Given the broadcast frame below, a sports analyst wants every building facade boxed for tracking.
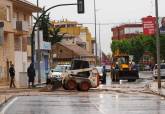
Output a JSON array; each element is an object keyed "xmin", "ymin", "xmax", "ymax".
[
  {"xmin": 52, "ymin": 20, "xmax": 94, "ymax": 54},
  {"xmin": 0, "ymin": 0, "xmax": 40, "ymax": 84},
  {"xmin": 50, "ymin": 20, "xmax": 95, "ymax": 65},
  {"xmin": 111, "ymin": 24, "xmax": 143, "ymax": 40}
]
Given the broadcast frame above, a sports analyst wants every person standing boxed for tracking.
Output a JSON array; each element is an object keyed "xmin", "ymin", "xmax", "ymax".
[
  {"xmin": 114, "ymin": 62, "xmax": 120, "ymax": 81},
  {"xmin": 27, "ymin": 63, "xmax": 36, "ymax": 88},
  {"xmin": 9, "ymin": 64, "xmax": 16, "ymax": 88},
  {"xmin": 102, "ymin": 66, "xmax": 107, "ymax": 84}
]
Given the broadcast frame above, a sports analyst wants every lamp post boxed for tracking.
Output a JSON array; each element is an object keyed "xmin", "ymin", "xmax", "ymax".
[
  {"xmin": 94, "ymin": 0, "xmax": 98, "ymax": 65},
  {"xmin": 98, "ymin": 23, "xmax": 102, "ymax": 65},
  {"xmin": 155, "ymin": 0, "xmax": 161, "ymax": 88},
  {"xmin": 31, "ymin": 3, "xmax": 78, "ymax": 66},
  {"xmin": 36, "ymin": 0, "xmax": 41, "ymax": 83}
]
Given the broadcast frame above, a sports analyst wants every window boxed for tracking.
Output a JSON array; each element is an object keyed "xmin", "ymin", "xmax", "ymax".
[{"xmin": 6, "ymin": 6, "xmax": 11, "ymax": 21}]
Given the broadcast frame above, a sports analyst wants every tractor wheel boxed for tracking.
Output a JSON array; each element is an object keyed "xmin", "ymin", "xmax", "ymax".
[
  {"xmin": 79, "ymin": 81, "xmax": 90, "ymax": 91},
  {"xmin": 65, "ymin": 79, "xmax": 77, "ymax": 90}
]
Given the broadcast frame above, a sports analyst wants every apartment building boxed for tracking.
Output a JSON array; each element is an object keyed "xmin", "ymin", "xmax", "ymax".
[
  {"xmin": 51, "ymin": 20, "xmax": 95, "ymax": 65},
  {"xmin": 52, "ymin": 20, "xmax": 94, "ymax": 54},
  {"xmin": 111, "ymin": 24, "xmax": 143, "ymax": 40},
  {"xmin": 0, "ymin": 0, "xmax": 40, "ymax": 84}
]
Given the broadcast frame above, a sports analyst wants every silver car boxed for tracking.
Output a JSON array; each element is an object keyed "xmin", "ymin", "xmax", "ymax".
[{"xmin": 153, "ymin": 63, "xmax": 165, "ymax": 79}]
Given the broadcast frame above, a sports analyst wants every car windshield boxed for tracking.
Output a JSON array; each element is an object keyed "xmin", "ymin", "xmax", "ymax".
[
  {"xmin": 154, "ymin": 64, "xmax": 165, "ymax": 69},
  {"xmin": 53, "ymin": 65, "xmax": 65, "ymax": 72},
  {"xmin": 117, "ymin": 57, "xmax": 128, "ymax": 65},
  {"xmin": 161, "ymin": 65, "xmax": 165, "ymax": 69}
]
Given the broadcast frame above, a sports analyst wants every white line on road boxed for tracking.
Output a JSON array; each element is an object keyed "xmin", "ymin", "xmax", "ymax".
[{"xmin": 0, "ymin": 97, "xmax": 18, "ymax": 114}]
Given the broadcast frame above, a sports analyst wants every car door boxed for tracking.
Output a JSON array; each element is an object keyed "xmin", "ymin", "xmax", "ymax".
[{"xmin": 160, "ymin": 64, "xmax": 165, "ymax": 76}]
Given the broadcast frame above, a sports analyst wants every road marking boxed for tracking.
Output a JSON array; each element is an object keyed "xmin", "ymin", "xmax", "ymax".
[
  {"xmin": 0, "ymin": 97, "xmax": 18, "ymax": 114},
  {"xmin": 92, "ymin": 102, "xmax": 106, "ymax": 114}
]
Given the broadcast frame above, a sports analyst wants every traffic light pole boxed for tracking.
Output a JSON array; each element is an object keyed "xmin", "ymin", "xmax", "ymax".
[
  {"xmin": 36, "ymin": 0, "xmax": 41, "ymax": 83},
  {"xmin": 31, "ymin": 3, "xmax": 77, "ymax": 67},
  {"xmin": 155, "ymin": 0, "xmax": 161, "ymax": 88},
  {"xmin": 94, "ymin": 0, "xmax": 98, "ymax": 65}
]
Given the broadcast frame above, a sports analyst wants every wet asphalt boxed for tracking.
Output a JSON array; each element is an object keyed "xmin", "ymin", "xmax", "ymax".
[
  {"xmin": 2, "ymin": 92, "xmax": 165, "ymax": 114},
  {"xmin": 1, "ymin": 71, "xmax": 165, "ymax": 114}
]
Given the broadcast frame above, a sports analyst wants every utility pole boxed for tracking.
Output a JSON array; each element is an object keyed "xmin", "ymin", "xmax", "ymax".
[
  {"xmin": 98, "ymin": 23, "xmax": 102, "ymax": 65},
  {"xmin": 37, "ymin": 0, "xmax": 41, "ymax": 83},
  {"xmin": 155, "ymin": 0, "xmax": 161, "ymax": 88},
  {"xmin": 94, "ymin": 0, "xmax": 98, "ymax": 65}
]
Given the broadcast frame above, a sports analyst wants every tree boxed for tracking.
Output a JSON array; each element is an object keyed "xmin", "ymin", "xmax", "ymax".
[
  {"xmin": 34, "ymin": 9, "xmax": 64, "ymax": 66},
  {"xmin": 129, "ymin": 38, "xmax": 144, "ymax": 63},
  {"xmin": 37, "ymin": 8, "xmax": 50, "ymax": 41}
]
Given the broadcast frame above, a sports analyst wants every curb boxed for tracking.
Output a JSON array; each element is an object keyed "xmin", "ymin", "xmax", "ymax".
[
  {"xmin": 148, "ymin": 82, "xmax": 165, "ymax": 97},
  {"xmin": 0, "ymin": 95, "xmax": 15, "ymax": 109},
  {"xmin": 149, "ymin": 89, "xmax": 165, "ymax": 97}
]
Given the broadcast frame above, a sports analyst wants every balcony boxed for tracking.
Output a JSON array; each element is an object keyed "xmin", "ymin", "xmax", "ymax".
[{"xmin": 12, "ymin": 19, "xmax": 29, "ymax": 32}]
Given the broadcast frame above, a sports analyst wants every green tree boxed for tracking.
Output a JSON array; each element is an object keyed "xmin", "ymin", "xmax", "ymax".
[
  {"xmin": 34, "ymin": 8, "xmax": 51, "ymax": 41},
  {"xmin": 129, "ymin": 38, "xmax": 144, "ymax": 63},
  {"xmin": 34, "ymin": 9, "xmax": 64, "ymax": 66}
]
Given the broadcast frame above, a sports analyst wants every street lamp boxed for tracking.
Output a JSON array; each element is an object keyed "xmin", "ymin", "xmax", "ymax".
[
  {"xmin": 36, "ymin": 0, "xmax": 41, "ymax": 83},
  {"xmin": 94, "ymin": 0, "xmax": 98, "ymax": 65},
  {"xmin": 155, "ymin": 0, "xmax": 161, "ymax": 88}
]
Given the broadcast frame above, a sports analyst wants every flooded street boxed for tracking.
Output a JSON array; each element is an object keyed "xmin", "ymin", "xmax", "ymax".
[
  {"xmin": 1, "ymin": 71, "xmax": 164, "ymax": 114},
  {"xmin": 1, "ymin": 92, "xmax": 165, "ymax": 114}
]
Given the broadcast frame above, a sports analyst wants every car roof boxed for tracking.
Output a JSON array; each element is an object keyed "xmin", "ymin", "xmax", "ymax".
[
  {"xmin": 155, "ymin": 63, "xmax": 165, "ymax": 66},
  {"xmin": 57, "ymin": 64, "xmax": 70, "ymax": 66}
]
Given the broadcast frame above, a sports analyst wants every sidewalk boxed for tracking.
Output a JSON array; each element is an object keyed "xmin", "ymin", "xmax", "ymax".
[{"xmin": 148, "ymin": 80, "xmax": 165, "ymax": 97}]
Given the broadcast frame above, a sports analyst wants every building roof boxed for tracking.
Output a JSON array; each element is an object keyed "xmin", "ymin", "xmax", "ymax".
[
  {"xmin": 58, "ymin": 42, "xmax": 94, "ymax": 57},
  {"xmin": 111, "ymin": 23, "xmax": 143, "ymax": 31},
  {"xmin": 12, "ymin": 0, "xmax": 42, "ymax": 12}
]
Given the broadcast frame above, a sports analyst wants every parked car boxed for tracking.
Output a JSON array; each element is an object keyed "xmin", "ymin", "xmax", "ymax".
[
  {"xmin": 153, "ymin": 63, "xmax": 165, "ymax": 79},
  {"xmin": 144, "ymin": 65, "xmax": 150, "ymax": 71},
  {"xmin": 47, "ymin": 64, "xmax": 71, "ymax": 86}
]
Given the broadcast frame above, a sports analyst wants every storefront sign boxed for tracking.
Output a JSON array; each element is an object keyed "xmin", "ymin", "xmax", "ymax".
[
  {"xmin": 142, "ymin": 16, "xmax": 156, "ymax": 35},
  {"xmin": 41, "ymin": 41, "xmax": 51, "ymax": 50},
  {"xmin": 35, "ymin": 30, "xmax": 51, "ymax": 50}
]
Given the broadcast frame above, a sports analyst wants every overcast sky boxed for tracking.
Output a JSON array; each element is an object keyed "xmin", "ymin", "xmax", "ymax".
[{"xmin": 28, "ymin": 0, "xmax": 165, "ymax": 54}]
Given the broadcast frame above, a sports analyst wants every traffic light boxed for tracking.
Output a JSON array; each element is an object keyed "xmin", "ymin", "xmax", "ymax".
[{"xmin": 77, "ymin": 0, "xmax": 85, "ymax": 14}]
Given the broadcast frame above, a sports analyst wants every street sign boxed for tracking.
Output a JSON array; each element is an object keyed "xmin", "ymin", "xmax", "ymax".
[{"xmin": 77, "ymin": 0, "xmax": 85, "ymax": 14}]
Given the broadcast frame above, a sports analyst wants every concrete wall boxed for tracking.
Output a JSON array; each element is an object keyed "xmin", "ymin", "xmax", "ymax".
[{"xmin": 14, "ymin": 51, "xmax": 28, "ymax": 86}]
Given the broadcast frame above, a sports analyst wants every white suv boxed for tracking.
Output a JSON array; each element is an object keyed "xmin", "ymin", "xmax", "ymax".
[
  {"xmin": 48, "ymin": 64, "xmax": 71, "ymax": 80},
  {"xmin": 153, "ymin": 63, "xmax": 165, "ymax": 79}
]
